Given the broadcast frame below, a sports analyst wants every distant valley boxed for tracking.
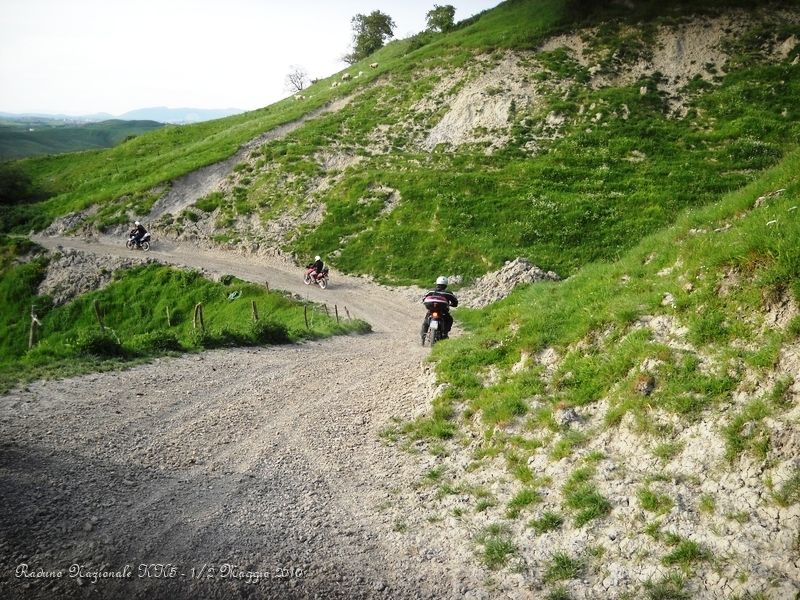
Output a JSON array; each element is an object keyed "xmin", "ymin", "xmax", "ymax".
[{"xmin": 0, "ymin": 107, "xmax": 244, "ymax": 161}]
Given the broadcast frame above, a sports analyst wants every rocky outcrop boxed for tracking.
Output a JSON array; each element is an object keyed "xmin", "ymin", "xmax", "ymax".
[
  {"xmin": 37, "ymin": 248, "xmax": 150, "ymax": 305},
  {"xmin": 459, "ymin": 257, "xmax": 560, "ymax": 308}
]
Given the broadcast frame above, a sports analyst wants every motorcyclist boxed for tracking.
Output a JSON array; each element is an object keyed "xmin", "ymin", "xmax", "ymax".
[
  {"xmin": 307, "ymin": 255, "xmax": 324, "ymax": 280},
  {"xmin": 421, "ymin": 276, "xmax": 458, "ymax": 343},
  {"xmin": 129, "ymin": 221, "xmax": 147, "ymax": 248}
]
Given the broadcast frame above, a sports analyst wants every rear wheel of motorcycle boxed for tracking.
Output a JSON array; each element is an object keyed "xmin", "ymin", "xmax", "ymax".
[
  {"xmin": 319, "ymin": 277, "xmax": 328, "ymax": 289},
  {"xmin": 425, "ymin": 327, "xmax": 436, "ymax": 347},
  {"xmin": 140, "ymin": 241, "xmax": 150, "ymax": 251}
]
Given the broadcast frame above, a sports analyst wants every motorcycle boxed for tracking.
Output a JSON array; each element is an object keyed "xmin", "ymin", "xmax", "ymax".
[
  {"xmin": 422, "ymin": 293, "xmax": 452, "ymax": 347},
  {"xmin": 126, "ymin": 232, "xmax": 151, "ymax": 251},
  {"xmin": 303, "ymin": 266, "xmax": 329, "ymax": 289},
  {"xmin": 423, "ymin": 309, "xmax": 445, "ymax": 346}
]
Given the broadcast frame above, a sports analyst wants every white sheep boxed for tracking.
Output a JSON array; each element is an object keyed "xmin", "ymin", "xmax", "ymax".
[
  {"xmin": 341, "ymin": 73, "xmax": 351, "ymax": 81},
  {"xmin": 294, "ymin": 94, "xmax": 306, "ymax": 100},
  {"xmin": 357, "ymin": 71, "xmax": 364, "ymax": 77},
  {"xmin": 331, "ymin": 81, "xmax": 340, "ymax": 88},
  {"xmin": 370, "ymin": 62, "xmax": 379, "ymax": 69}
]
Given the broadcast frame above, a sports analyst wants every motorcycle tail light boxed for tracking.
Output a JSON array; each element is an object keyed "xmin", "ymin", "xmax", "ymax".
[{"xmin": 431, "ymin": 311, "xmax": 439, "ymax": 318}]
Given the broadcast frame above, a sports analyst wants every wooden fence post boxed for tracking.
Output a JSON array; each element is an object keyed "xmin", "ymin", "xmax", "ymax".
[
  {"xmin": 304, "ymin": 305, "xmax": 309, "ymax": 329},
  {"xmin": 334, "ymin": 304, "xmax": 340, "ymax": 324},
  {"xmin": 28, "ymin": 305, "xmax": 41, "ymax": 349},
  {"xmin": 193, "ymin": 303, "xmax": 205, "ymax": 332},
  {"xmin": 252, "ymin": 300, "xmax": 259, "ymax": 322},
  {"xmin": 264, "ymin": 280, "xmax": 269, "ymax": 292},
  {"xmin": 344, "ymin": 306, "xmax": 351, "ymax": 321},
  {"xmin": 93, "ymin": 299, "xmax": 105, "ymax": 330},
  {"xmin": 166, "ymin": 306, "xmax": 172, "ymax": 327}
]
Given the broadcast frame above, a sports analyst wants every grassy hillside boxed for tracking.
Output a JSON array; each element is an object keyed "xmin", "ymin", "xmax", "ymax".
[
  {"xmin": 0, "ymin": 237, "xmax": 368, "ymax": 392},
  {"xmin": 0, "ymin": 85, "xmax": 363, "ymax": 233},
  {"xmin": 386, "ymin": 146, "xmax": 800, "ymax": 600},
  {"xmin": 2, "ymin": 1, "xmax": 795, "ymax": 287},
  {"xmin": 165, "ymin": 0, "xmax": 800, "ymax": 283},
  {"xmin": 0, "ymin": 119, "xmax": 165, "ymax": 162}
]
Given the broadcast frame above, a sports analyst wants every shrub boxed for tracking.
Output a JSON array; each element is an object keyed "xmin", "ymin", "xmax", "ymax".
[
  {"xmin": 251, "ymin": 320, "xmax": 291, "ymax": 344},
  {"xmin": 126, "ymin": 330, "xmax": 183, "ymax": 354},
  {"xmin": 195, "ymin": 192, "xmax": 224, "ymax": 212},
  {"xmin": 74, "ymin": 329, "xmax": 125, "ymax": 358}
]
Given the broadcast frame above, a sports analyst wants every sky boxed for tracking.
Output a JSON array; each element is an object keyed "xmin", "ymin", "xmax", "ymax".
[{"xmin": 0, "ymin": 0, "xmax": 503, "ymax": 116}]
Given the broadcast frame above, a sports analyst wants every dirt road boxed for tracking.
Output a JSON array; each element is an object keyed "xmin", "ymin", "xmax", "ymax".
[{"xmin": 0, "ymin": 236, "xmax": 478, "ymax": 600}]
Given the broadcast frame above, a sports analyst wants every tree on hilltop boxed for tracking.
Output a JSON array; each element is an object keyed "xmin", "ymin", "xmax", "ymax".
[
  {"xmin": 426, "ymin": 4, "xmax": 456, "ymax": 33},
  {"xmin": 344, "ymin": 10, "xmax": 396, "ymax": 64},
  {"xmin": 284, "ymin": 65, "xmax": 309, "ymax": 93}
]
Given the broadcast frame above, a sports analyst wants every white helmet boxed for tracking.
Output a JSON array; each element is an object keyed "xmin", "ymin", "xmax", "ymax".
[
  {"xmin": 436, "ymin": 276, "xmax": 448, "ymax": 286},
  {"xmin": 315, "ymin": 255, "xmax": 321, "ymax": 261},
  {"xmin": 134, "ymin": 221, "xmax": 140, "ymax": 226}
]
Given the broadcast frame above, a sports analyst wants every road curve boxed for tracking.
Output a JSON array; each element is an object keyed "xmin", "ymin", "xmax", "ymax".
[{"xmin": 0, "ymin": 236, "xmax": 476, "ymax": 600}]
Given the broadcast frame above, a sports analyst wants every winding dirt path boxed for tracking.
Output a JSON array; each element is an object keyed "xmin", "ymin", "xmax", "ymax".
[
  {"xmin": 147, "ymin": 96, "xmax": 354, "ymax": 221},
  {"xmin": 0, "ymin": 236, "xmax": 480, "ymax": 600}
]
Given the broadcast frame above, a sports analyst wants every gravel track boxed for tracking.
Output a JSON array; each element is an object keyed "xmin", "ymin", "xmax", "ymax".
[{"xmin": 0, "ymin": 236, "xmax": 469, "ymax": 600}]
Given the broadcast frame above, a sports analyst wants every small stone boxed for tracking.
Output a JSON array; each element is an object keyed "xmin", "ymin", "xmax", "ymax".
[{"xmin": 635, "ymin": 375, "xmax": 656, "ymax": 396}]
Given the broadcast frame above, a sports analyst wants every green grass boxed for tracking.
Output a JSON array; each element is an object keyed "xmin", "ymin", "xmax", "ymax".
[
  {"xmin": 544, "ymin": 552, "xmax": 583, "ymax": 583},
  {"xmin": 638, "ymin": 487, "xmax": 674, "ymax": 514},
  {"xmin": 506, "ymin": 487, "xmax": 542, "ymax": 518},
  {"xmin": 773, "ymin": 469, "xmax": 800, "ymax": 506},
  {"xmin": 652, "ymin": 441, "xmax": 683, "ymax": 463},
  {"xmin": 546, "ymin": 587, "xmax": 573, "ymax": 600},
  {"xmin": 476, "ymin": 523, "xmax": 517, "ymax": 569},
  {"xmin": 529, "ymin": 511, "xmax": 564, "ymax": 534},
  {"xmin": 476, "ymin": 498, "xmax": 496, "ymax": 513},
  {"xmin": 661, "ymin": 540, "xmax": 710, "ymax": 569},
  {"xmin": 0, "ymin": 245, "xmax": 369, "ymax": 391},
  {"xmin": 698, "ymin": 494, "xmax": 716, "ymax": 514},
  {"xmin": 425, "ymin": 146, "xmax": 800, "ymax": 452},
  {"xmin": 722, "ymin": 398, "xmax": 772, "ymax": 462},
  {"xmin": 722, "ymin": 378, "xmax": 795, "ymax": 462},
  {"xmin": 643, "ymin": 573, "xmax": 690, "ymax": 600},
  {"xmin": 562, "ymin": 466, "xmax": 612, "ymax": 526}
]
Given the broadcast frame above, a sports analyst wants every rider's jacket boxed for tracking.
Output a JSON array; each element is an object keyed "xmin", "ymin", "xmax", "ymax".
[{"xmin": 422, "ymin": 289, "xmax": 458, "ymax": 312}]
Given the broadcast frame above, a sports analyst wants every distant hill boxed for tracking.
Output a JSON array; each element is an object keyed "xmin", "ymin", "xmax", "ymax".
[
  {"xmin": 0, "ymin": 107, "xmax": 244, "ymax": 125},
  {"xmin": 0, "ymin": 119, "xmax": 164, "ymax": 161},
  {"xmin": 0, "ymin": 111, "xmax": 114, "ymax": 123},
  {"xmin": 117, "ymin": 107, "xmax": 243, "ymax": 123}
]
